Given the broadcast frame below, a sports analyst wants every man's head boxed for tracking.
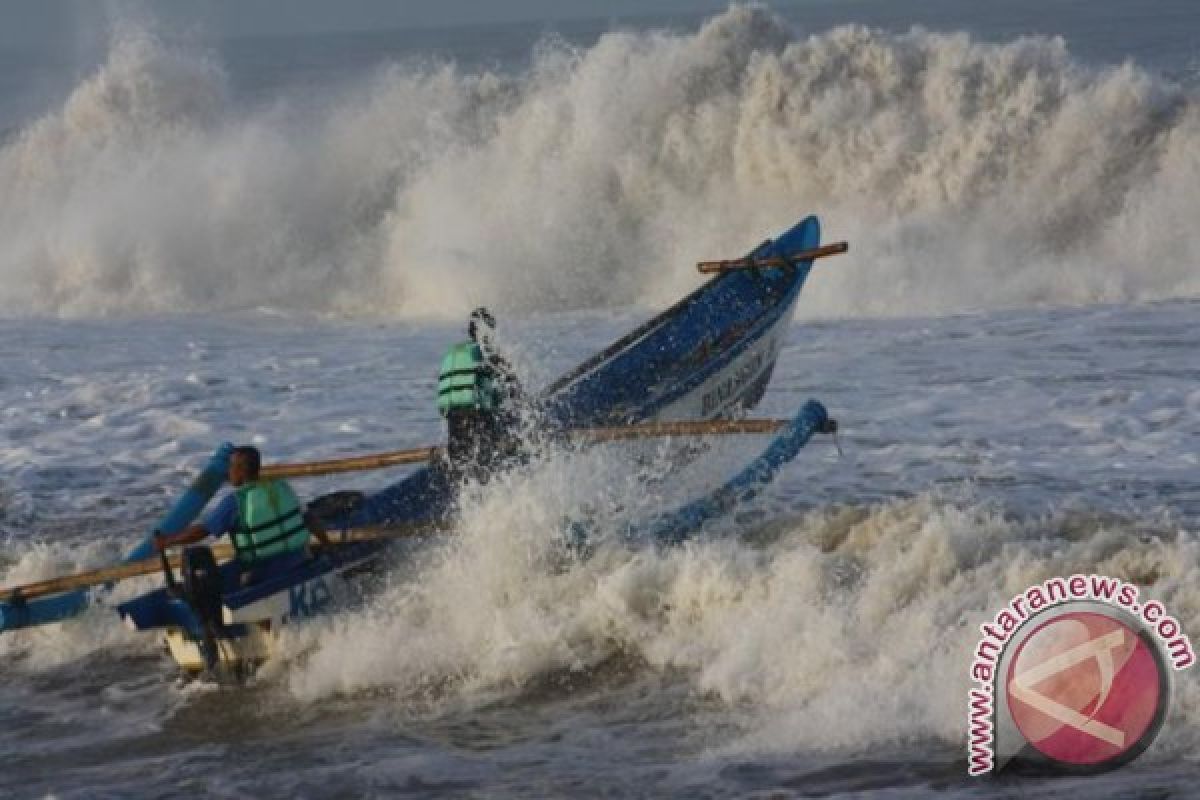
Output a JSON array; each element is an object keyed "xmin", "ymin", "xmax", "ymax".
[
  {"xmin": 229, "ymin": 445, "xmax": 262, "ymax": 486},
  {"xmin": 468, "ymin": 306, "xmax": 496, "ymax": 343}
]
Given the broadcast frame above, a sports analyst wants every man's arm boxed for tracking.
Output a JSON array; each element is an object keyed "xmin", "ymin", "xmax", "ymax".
[
  {"xmin": 304, "ymin": 511, "xmax": 334, "ymax": 549},
  {"xmin": 154, "ymin": 522, "xmax": 209, "ymax": 552},
  {"xmin": 154, "ymin": 494, "xmax": 237, "ymax": 552}
]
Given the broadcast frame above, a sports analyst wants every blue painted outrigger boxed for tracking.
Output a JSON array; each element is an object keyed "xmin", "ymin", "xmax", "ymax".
[
  {"xmin": 5, "ymin": 215, "xmax": 834, "ymax": 672},
  {"xmin": 0, "ymin": 445, "xmax": 235, "ymax": 634}
]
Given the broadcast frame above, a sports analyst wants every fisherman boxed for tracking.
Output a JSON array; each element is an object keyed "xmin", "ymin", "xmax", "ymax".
[
  {"xmin": 436, "ymin": 307, "xmax": 528, "ymax": 481},
  {"xmin": 154, "ymin": 445, "xmax": 334, "ymax": 585}
]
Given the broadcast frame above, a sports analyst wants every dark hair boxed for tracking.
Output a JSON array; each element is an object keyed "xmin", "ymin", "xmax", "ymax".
[
  {"xmin": 232, "ymin": 445, "xmax": 262, "ymax": 477},
  {"xmin": 468, "ymin": 306, "xmax": 496, "ymax": 341}
]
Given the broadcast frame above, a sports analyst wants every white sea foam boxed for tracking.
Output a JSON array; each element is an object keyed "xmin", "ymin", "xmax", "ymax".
[
  {"xmin": 2, "ymin": 6, "xmax": 1198, "ymax": 763},
  {"xmin": 1, "ymin": 8, "xmax": 1197, "ymax": 318},
  {"xmin": 283, "ymin": 488, "xmax": 1200, "ymax": 757},
  {"xmin": 0, "ymin": 537, "xmax": 159, "ymax": 668},
  {"xmin": 2, "ymin": 8, "xmax": 1199, "ymax": 796},
  {"xmin": 1, "ymin": 298, "xmax": 1196, "ymax": 779}
]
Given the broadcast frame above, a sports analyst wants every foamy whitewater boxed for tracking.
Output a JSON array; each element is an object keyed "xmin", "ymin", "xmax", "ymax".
[
  {"xmin": 2, "ymin": 4, "xmax": 1199, "ymax": 798},
  {"xmin": 2, "ymin": 5, "xmax": 1199, "ymax": 319}
]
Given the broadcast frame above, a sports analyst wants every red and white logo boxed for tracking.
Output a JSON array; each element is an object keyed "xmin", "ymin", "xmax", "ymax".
[
  {"xmin": 1006, "ymin": 611, "xmax": 1164, "ymax": 768},
  {"xmin": 967, "ymin": 576, "xmax": 1192, "ymax": 776}
]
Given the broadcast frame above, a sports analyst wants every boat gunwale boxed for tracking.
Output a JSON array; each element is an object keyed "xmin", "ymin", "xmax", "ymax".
[
  {"xmin": 630, "ymin": 275, "xmax": 801, "ymax": 420},
  {"xmin": 541, "ymin": 256, "xmax": 798, "ymax": 402}
]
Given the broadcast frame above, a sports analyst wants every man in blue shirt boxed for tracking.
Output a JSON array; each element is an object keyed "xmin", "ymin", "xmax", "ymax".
[{"xmin": 156, "ymin": 446, "xmax": 334, "ymax": 585}]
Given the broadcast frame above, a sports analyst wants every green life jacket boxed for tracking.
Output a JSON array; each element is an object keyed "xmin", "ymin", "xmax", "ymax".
[
  {"xmin": 437, "ymin": 340, "xmax": 498, "ymax": 415},
  {"xmin": 232, "ymin": 479, "xmax": 310, "ymax": 564}
]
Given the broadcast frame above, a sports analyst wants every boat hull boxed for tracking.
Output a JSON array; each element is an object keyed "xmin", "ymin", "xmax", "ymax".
[
  {"xmin": 120, "ymin": 540, "xmax": 391, "ymax": 675},
  {"xmin": 119, "ymin": 215, "xmax": 830, "ymax": 673}
]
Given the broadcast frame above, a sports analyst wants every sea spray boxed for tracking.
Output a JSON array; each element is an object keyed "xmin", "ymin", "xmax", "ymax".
[
  {"xmin": 1, "ymin": 8, "xmax": 1198, "ymax": 318},
  {"xmin": 280, "ymin": 435, "xmax": 759, "ymax": 703},
  {"xmin": 0, "ymin": 536, "xmax": 160, "ymax": 668},
  {"xmin": 1, "ymin": 302, "xmax": 1196, "ymax": 791},
  {"xmin": 283, "ymin": 488, "xmax": 1200, "ymax": 761}
]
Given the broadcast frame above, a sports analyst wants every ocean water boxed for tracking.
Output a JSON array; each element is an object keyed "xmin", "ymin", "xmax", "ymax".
[{"xmin": 2, "ymin": 3, "xmax": 1199, "ymax": 797}]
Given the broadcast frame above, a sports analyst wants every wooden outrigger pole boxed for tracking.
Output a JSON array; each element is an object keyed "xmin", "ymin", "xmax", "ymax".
[{"xmin": 696, "ymin": 241, "xmax": 848, "ymax": 273}]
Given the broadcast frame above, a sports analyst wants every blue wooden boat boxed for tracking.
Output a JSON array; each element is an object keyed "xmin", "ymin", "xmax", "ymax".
[
  {"xmin": 324, "ymin": 213, "xmax": 828, "ymax": 533},
  {"xmin": 123, "ymin": 400, "xmax": 832, "ymax": 674},
  {"xmin": 5, "ymin": 214, "xmax": 834, "ymax": 672}
]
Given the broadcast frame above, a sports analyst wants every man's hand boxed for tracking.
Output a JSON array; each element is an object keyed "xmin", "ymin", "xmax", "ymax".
[
  {"xmin": 155, "ymin": 524, "xmax": 207, "ymax": 553},
  {"xmin": 304, "ymin": 512, "xmax": 338, "ymax": 562}
]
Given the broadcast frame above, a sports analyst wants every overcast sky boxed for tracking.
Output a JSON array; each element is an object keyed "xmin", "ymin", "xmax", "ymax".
[{"xmin": 0, "ymin": 0, "xmax": 739, "ymax": 50}]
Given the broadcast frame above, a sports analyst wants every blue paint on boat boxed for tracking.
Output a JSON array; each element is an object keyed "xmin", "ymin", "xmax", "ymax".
[
  {"xmin": 328, "ymin": 214, "xmax": 825, "ymax": 533},
  {"xmin": 219, "ymin": 540, "xmax": 386, "ymax": 612},
  {"xmin": 9, "ymin": 214, "xmax": 833, "ymax": 644},
  {"xmin": 126, "ymin": 443, "xmax": 234, "ymax": 560},
  {"xmin": 0, "ymin": 590, "xmax": 88, "ymax": 633},
  {"xmin": 118, "ymin": 586, "xmax": 207, "ymax": 633},
  {"xmin": 545, "ymin": 215, "xmax": 822, "ymax": 426},
  {"xmin": 563, "ymin": 400, "xmax": 829, "ymax": 550},
  {"xmin": 0, "ymin": 443, "xmax": 233, "ymax": 633},
  {"xmin": 638, "ymin": 399, "xmax": 828, "ymax": 545}
]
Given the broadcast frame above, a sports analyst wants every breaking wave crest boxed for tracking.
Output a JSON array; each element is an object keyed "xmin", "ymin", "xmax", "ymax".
[
  {"xmin": 281, "ymin": 475, "xmax": 1200, "ymax": 758},
  {"xmin": 0, "ymin": 537, "xmax": 158, "ymax": 668},
  {"xmin": 1, "ymin": 6, "xmax": 1198, "ymax": 318}
]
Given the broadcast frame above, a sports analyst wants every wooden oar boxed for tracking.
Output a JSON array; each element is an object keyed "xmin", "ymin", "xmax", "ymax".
[
  {"xmin": 261, "ymin": 418, "xmax": 788, "ymax": 479},
  {"xmin": 574, "ymin": 418, "xmax": 785, "ymax": 444},
  {"xmin": 0, "ymin": 525, "xmax": 438, "ymax": 604},
  {"xmin": 262, "ymin": 448, "xmax": 439, "ymax": 479},
  {"xmin": 0, "ymin": 419, "xmax": 787, "ymax": 604},
  {"xmin": 697, "ymin": 241, "xmax": 848, "ymax": 274}
]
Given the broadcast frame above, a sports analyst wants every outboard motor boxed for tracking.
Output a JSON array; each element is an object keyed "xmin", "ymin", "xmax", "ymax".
[{"xmin": 181, "ymin": 545, "xmax": 224, "ymax": 635}]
